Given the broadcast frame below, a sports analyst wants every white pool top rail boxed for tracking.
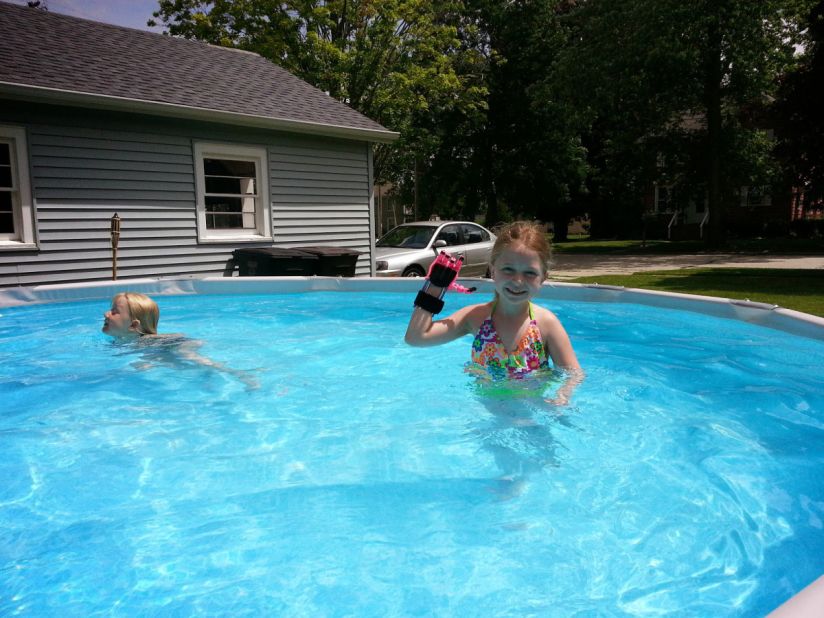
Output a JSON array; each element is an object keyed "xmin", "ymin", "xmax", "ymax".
[{"xmin": 0, "ymin": 276, "xmax": 822, "ymax": 341}]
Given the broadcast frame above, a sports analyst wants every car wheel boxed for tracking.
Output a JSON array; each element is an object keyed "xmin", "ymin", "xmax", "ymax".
[{"xmin": 402, "ymin": 265, "xmax": 426, "ymax": 277}]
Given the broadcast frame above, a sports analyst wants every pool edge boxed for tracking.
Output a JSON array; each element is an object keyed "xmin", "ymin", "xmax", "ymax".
[
  {"xmin": 767, "ymin": 574, "xmax": 824, "ymax": 618},
  {"xmin": 0, "ymin": 276, "xmax": 822, "ymax": 341}
]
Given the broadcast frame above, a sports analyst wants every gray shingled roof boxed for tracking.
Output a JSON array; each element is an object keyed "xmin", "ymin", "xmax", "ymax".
[{"xmin": 0, "ymin": 1, "xmax": 396, "ymax": 141}]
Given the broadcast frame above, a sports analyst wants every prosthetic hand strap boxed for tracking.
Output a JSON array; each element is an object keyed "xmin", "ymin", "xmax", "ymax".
[
  {"xmin": 414, "ymin": 290, "xmax": 445, "ymax": 314},
  {"xmin": 414, "ymin": 280, "xmax": 447, "ymax": 314}
]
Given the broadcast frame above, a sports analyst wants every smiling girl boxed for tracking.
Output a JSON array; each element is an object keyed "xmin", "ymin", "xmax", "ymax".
[{"xmin": 405, "ymin": 220, "xmax": 580, "ymax": 385}]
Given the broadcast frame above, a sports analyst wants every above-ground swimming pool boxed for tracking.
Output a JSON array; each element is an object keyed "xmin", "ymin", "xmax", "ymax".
[{"xmin": 1, "ymin": 278, "xmax": 823, "ymax": 616}]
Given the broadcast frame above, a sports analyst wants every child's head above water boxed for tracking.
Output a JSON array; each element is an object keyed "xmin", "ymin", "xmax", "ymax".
[
  {"xmin": 490, "ymin": 221, "xmax": 551, "ymax": 279},
  {"xmin": 102, "ymin": 292, "xmax": 159, "ymax": 337}
]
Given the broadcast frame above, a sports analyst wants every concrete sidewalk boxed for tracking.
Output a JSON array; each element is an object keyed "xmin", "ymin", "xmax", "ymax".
[{"xmin": 548, "ymin": 253, "xmax": 824, "ymax": 279}]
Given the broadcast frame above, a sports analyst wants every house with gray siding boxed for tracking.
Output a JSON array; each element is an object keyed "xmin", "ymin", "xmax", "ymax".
[{"xmin": 0, "ymin": 1, "xmax": 397, "ymax": 287}]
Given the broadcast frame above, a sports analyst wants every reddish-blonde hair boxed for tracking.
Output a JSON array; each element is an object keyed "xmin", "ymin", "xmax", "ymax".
[{"xmin": 490, "ymin": 221, "xmax": 551, "ymax": 278}]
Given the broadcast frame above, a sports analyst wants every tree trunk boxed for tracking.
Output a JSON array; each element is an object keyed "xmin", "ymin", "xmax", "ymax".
[
  {"xmin": 704, "ymin": 9, "xmax": 726, "ymax": 248},
  {"xmin": 552, "ymin": 211, "xmax": 570, "ymax": 242},
  {"xmin": 485, "ymin": 182, "xmax": 501, "ymax": 228},
  {"xmin": 482, "ymin": 141, "xmax": 501, "ymax": 227},
  {"xmin": 414, "ymin": 157, "xmax": 420, "ymax": 221}
]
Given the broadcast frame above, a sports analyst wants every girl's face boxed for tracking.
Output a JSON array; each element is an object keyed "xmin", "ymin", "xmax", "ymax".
[
  {"xmin": 102, "ymin": 296, "xmax": 135, "ymax": 337},
  {"xmin": 491, "ymin": 243, "xmax": 546, "ymax": 304}
]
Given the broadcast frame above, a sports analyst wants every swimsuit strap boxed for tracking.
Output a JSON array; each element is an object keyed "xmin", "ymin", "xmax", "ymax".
[{"xmin": 489, "ymin": 300, "xmax": 535, "ymax": 321}]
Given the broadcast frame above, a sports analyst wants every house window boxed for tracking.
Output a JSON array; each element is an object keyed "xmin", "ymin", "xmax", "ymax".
[
  {"xmin": 654, "ymin": 184, "xmax": 674, "ymax": 213},
  {"xmin": 742, "ymin": 186, "xmax": 771, "ymax": 208},
  {"xmin": 193, "ymin": 142, "xmax": 271, "ymax": 242},
  {"xmin": 0, "ymin": 125, "xmax": 37, "ymax": 250}
]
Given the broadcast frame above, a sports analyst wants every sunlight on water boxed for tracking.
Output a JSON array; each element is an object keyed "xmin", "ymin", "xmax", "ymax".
[{"xmin": 1, "ymin": 292, "xmax": 823, "ymax": 616}]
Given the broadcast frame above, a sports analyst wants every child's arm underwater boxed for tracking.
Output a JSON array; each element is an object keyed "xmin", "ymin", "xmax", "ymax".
[
  {"xmin": 176, "ymin": 338, "xmax": 260, "ymax": 390},
  {"xmin": 135, "ymin": 335, "xmax": 261, "ymax": 390},
  {"xmin": 546, "ymin": 368, "xmax": 584, "ymax": 407},
  {"xmin": 535, "ymin": 310, "xmax": 583, "ymax": 406}
]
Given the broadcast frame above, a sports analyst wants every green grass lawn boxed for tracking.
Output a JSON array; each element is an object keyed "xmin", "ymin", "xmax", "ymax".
[
  {"xmin": 553, "ymin": 237, "xmax": 824, "ymax": 255},
  {"xmin": 566, "ymin": 268, "xmax": 824, "ymax": 317}
]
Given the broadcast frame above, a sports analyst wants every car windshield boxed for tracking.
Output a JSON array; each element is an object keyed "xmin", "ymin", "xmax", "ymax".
[{"xmin": 376, "ymin": 225, "xmax": 436, "ymax": 249}]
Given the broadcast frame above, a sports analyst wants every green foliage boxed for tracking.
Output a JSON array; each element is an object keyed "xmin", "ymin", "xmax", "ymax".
[
  {"xmin": 555, "ymin": 0, "xmax": 813, "ymax": 243},
  {"xmin": 150, "ymin": 0, "xmax": 816, "ymax": 237},
  {"xmin": 150, "ymin": 0, "xmax": 489, "ymax": 185},
  {"xmin": 773, "ymin": 0, "xmax": 824, "ymax": 206}
]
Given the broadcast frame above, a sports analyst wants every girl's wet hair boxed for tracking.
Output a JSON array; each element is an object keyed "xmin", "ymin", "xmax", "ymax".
[
  {"xmin": 490, "ymin": 221, "xmax": 551, "ymax": 278},
  {"xmin": 116, "ymin": 292, "xmax": 159, "ymax": 335}
]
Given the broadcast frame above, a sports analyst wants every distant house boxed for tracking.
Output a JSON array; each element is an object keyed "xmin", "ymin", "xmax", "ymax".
[
  {"xmin": 643, "ymin": 114, "xmax": 795, "ymax": 240},
  {"xmin": 0, "ymin": 1, "xmax": 397, "ymax": 287}
]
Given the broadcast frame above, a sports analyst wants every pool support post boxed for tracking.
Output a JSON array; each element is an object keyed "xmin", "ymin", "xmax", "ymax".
[{"xmin": 110, "ymin": 213, "xmax": 120, "ymax": 280}]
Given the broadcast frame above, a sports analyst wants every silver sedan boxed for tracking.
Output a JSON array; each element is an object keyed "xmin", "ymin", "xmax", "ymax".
[{"xmin": 375, "ymin": 221, "xmax": 497, "ymax": 277}]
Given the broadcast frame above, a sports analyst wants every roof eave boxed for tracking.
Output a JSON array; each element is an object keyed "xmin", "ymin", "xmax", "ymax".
[{"xmin": 0, "ymin": 81, "xmax": 400, "ymax": 144}]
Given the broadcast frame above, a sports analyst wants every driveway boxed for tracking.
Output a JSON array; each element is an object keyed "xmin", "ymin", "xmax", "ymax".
[{"xmin": 548, "ymin": 253, "xmax": 824, "ymax": 279}]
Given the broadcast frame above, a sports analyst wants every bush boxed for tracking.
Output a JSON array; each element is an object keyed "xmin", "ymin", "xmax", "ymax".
[{"xmin": 790, "ymin": 219, "xmax": 824, "ymax": 238}]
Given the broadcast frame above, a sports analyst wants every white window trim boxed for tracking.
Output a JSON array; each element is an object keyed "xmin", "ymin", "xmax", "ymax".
[
  {"xmin": 193, "ymin": 141, "xmax": 272, "ymax": 243},
  {"xmin": 0, "ymin": 125, "xmax": 38, "ymax": 251},
  {"xmin": 653, "ymin": 183, "xmax": 674, "ymax": 213}
]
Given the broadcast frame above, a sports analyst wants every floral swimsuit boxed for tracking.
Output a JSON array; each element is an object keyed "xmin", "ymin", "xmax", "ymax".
[{"xmin": 471, "ymin": 303, "xmax": 549, "ymax": 378}]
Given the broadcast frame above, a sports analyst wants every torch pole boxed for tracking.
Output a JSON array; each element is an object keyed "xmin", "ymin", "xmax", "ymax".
[{"xmin": 110, "ymin": 213, "xmax": 121, "ymax": 280}]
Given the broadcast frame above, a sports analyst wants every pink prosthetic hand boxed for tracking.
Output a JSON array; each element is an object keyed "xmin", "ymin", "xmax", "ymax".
[
  {"xmin": 425, "ymin": 251, "xmax": 477, "ymax": 294},
  {"xmin": 413, "ymin": 251, "xmax": 476, "ymax": 315}
]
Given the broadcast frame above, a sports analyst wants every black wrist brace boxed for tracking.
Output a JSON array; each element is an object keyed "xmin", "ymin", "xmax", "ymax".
[{"xmin": 414, "ymin": 290, "xmax": 445, "ymax": 314}]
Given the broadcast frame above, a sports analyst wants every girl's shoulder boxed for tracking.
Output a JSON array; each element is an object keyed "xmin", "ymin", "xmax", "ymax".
[
  {"xmin": 457, "ymin": 301, "xmax": 494, "ymax": 332},
  {"xmin": 531, "ymin": 303, "xmax": 563, "ymax": 329},
  {"xmin": 442, "ymin": 300, "xmax": 492, "ymax": 333}
]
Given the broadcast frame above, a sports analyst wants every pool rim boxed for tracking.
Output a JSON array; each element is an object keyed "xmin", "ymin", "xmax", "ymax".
[{"xmin": 0, "ymin": 276, "xmax": 822, "ymax": 342}]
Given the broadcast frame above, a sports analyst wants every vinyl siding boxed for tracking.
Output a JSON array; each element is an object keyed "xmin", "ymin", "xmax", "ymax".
[
  {"xmin": 270, "ymin": 136, "xmax": 372, "ymax": 250},
  {"xmin": 0, "ymin": 103, "xmax": 375, "ymax": 287}
]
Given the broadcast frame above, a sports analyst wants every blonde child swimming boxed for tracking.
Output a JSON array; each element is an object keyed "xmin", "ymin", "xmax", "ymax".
[
  {"xmin": 102, "ymin": 292, "xmax": 160, "ymax": 338},
  {"xmin": 102, "ymin": 292, "xmax": 259, "ymax": 390},
  {"xmin": 405, "ymin": 221, "xmax": 581, "ymax": 403}
]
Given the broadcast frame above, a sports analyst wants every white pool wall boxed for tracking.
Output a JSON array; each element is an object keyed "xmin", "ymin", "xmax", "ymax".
[{"xmin": 0, "ymin": 276, "xmax": 822, "ymax": 342}]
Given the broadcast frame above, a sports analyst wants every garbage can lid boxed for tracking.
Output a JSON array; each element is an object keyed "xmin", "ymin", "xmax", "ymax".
[
  {"xmin": 293, "ymin": 246, "xmax": 363, "ymax": 257},
  {"xmin": 232, "ymin": 247, "xmax": 317, "ymax": 259}
]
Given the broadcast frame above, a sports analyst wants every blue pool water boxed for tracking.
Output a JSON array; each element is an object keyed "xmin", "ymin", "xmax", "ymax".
[{"xmin": 1, "ymin": 291, "xmax": 823, "ymax": 616}]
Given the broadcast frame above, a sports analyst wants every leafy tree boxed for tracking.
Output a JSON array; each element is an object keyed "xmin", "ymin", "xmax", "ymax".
[
  {"xmin": 150, "ymin": 0, "xmax": 488, "ymax": 188},
  {"xmin": 387, "ymin": 2, "xmax": 490, "ymax": 221},
  {"xmin": 423, "ymin": 0, "xmax": 588, "ymax": 234},
  {"xmin": 557, "ymin": 0, "xmax": 812, "ymax": 244},
  {"xmin": 774, "ymin": 0, "xmax": 824, "ymax": 212},
  {"xmin": 484, "ymin": 0, "xmax": 589, "ymax": 239}
]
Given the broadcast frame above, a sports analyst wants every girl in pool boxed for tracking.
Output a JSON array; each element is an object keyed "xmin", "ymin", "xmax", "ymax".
[
  {"xmin": 405, "ymin": 220, "xmax": 581, "ymax": 402},
  {"xmin": 102, "ymin": 292, "xmax": 160, "ymax": 338},
  {"xmin": 406, "ymin": 221, "xmax": 581, "ymax": 497},
  {"xmin": 103, "ymin": 292, "xmax": 259, "ymax": 389}
]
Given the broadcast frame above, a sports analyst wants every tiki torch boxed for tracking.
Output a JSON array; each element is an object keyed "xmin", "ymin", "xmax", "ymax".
[{"xmin": 110, "ymin": 213, "xmax": 121, "ymax": 280}]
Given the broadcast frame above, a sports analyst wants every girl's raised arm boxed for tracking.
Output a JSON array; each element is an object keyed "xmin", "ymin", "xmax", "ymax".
[{"xmin": 405, "ymin": 297, "xmax": 477, "ymax": 347}]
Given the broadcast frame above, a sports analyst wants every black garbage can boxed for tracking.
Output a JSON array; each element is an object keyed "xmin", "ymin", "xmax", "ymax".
[
  {"xmin": 294, "ymin": 246, "xmax": 363, "ymax": 277},
  {"xmin": 232, "ymin": 247, "xmax": 317, "ymax": 276}
]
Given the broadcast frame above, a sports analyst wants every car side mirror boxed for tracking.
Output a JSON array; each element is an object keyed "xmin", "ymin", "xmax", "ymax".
[{"xmin": 432, "ymin": 239, "xmax": 447, "ymax": 250}]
